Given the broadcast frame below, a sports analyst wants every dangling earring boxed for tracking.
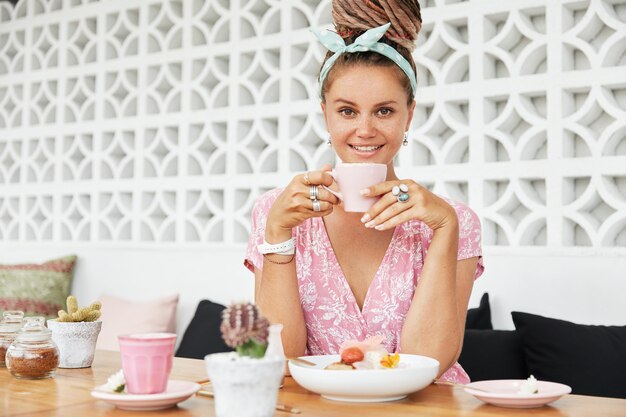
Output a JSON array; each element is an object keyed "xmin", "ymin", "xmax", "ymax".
[
  {"xmin": 326, "ymin": 133, "xmax": 332, "ymax": 147},
  {"xmin": 402, "ymin": 132, "xmax": 409, "ymax": 146}
]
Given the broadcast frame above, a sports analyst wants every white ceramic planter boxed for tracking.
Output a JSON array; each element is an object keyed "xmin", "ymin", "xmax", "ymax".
[
  {"xmin": 47, "ymin": 320, "xmax": 102, "ymax": 368},
  {"xmin": 205, "ymin": 352, "xmax": 284, "ymax": 417}
]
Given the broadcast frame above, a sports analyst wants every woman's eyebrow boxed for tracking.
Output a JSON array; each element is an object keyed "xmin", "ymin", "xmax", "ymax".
[
  {"xmin": 333, "ymin": 99, "xmax": 398, "ymax": 106},
  {"xmin": 333, "ymin": 98, "xmax": 357, "ymax": 105}
]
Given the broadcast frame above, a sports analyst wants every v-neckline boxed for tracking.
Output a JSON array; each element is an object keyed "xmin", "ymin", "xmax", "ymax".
[{"xmin": 317, "ymin": 217, "xmax": 399, "ymax": 315}]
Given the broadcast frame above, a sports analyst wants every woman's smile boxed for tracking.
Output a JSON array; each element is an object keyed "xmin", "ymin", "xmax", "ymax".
[{"xmin": 349, "ymin": 143, "xmax": 385, "ymax": 156}]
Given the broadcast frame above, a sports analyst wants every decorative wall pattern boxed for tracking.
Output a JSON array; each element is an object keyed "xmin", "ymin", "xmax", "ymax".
[{"xmin": 0, "ymin": 0, "xmax": 624, "ymax": 251}]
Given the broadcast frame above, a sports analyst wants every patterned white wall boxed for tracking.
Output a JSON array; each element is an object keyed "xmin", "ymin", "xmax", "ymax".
[{"xmin": 0, "ymin": 0, "xmax": 625, "ymax": 254}]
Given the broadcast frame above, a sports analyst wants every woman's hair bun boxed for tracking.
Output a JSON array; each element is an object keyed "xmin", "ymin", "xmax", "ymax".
[{"xmin": 332, "ymin": 0, "xmax": 422, "ymax": 51}]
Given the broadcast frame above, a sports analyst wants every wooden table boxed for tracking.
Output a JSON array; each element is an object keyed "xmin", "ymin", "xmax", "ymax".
[{"xmin": 1, "ymin": 350, "xmax": 625, "ymax": 416}]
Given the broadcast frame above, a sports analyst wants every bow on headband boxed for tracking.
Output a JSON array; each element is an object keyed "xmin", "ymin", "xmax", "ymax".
[{"xmin": 311, "ymin": 22, "xmax": 417, "ymax": 99}]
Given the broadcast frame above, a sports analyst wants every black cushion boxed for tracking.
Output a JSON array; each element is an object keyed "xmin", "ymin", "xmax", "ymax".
[
  {"xmin": 465, "ymin": 293, "xmax": 492, "ymax": 330},
  {"xmin": 175, "ymin": 299, "xmax": 233, "ymax": 359},
  {"xmin": 459, "ymin": 329, "xmax": 528, "ymax": 381},
  {"xmin": 512, "ymin": 311, "xmax": 626, "ymax": 399}
]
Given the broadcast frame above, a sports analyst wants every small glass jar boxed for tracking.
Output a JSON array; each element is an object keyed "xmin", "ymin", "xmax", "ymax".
[
  {"xmin": 0, "ymin": 310, "xmax": 24, "ymax": 367},
  {"xmin": 6, "ymin": 316, "xmax": 59, "ymax": 379}
]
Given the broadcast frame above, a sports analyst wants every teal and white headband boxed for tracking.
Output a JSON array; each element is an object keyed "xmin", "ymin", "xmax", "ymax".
[{"xmin": 311, "ymin": 22, "xmax": 417, "ymax": 99}]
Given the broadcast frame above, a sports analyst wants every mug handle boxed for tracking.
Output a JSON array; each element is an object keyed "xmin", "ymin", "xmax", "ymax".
[
  {"xmin": 321, "ymin": 169, "xmax": 343, "ymax": 201},
  {"xmin": 322, "ymin": 186, "xmax": 342, "ymax": 201},
  {"xmin": 321, "ymin": 170, "xmax": 343, "ymax": 201}
]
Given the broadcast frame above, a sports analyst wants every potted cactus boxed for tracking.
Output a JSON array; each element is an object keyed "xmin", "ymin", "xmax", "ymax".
[
  {"xmin": 46, "ymin": 295, "xmax": 103, "ymax": 368},
  {"xmin": 204, "ymin": 302, "xmax": 284, "ymax": 417}
]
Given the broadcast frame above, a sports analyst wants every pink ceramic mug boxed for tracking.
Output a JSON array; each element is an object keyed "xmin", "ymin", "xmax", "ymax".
[
  {"xmin": 118, "ymin": 332, "xmax": 176, "ymax": 394},
  {"xmin": 324, "ymin": 163, "xmax": 387, "ymax": 212}
]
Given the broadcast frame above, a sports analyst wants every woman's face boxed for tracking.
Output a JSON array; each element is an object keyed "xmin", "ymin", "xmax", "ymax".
[{"xmin": 321, "ymin": 64, "xmax": 415, "ymax": 168}]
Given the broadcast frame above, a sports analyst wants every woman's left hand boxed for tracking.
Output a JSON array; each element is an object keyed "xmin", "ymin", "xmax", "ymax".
[{"xmin": 360, "ymin": 180, "xmax": 457, "ymax": 231}]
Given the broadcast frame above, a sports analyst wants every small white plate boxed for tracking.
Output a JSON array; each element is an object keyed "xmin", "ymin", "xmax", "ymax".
[
  {"xmin": 91, "ymin": 380, "xmax": 201, "ymax": 411},
  {"xmin": 288, "ymin": 354, "xmax": 439, "ymax": 402},
  {"xmin": 464, "ymin": 379, "xmax": 572, "ymax": 408}
]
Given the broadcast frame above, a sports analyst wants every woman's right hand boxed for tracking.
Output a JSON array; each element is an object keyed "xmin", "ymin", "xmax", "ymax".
[{"xmin": 265, "ymin": 164, "xmax": 339, "ymax": 240}]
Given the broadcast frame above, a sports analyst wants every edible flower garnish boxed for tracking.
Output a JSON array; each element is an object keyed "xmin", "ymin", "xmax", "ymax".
[
  {"xmin": 103, "ymin": 369, "xmax": 126, "ymax": 393},
  {"xmin": 380, "ymin": 353, "xmax": 400, "ymax": 369}
]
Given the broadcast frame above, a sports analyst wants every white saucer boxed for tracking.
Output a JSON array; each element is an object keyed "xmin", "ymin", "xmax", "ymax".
[
  {"xmin": 91, "ymin": 380, "xmax": 201, "ymax": 411},
  {"xmin": 464, "ymin": 379, "xmax": 572, "ymax": 409}
]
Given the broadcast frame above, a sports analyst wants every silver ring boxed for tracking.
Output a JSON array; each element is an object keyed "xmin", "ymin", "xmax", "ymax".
[
  {"xmin": 397, "ymin": 192, "xmax": 409, "ymax": 203},
  {"xmin": 392, "ymin": 184, "xmax": 409, "ymax": 196},
  {"xmin": 303, "ymin": 172, "xmax": 311, "ymax": 185},
  {"xmin": 312, "ymin": 199, "xmax": 321, "ymax": 212},
  {"xmin": 309, "ymin": 185, "xmax": 319, "ymax": 201}
]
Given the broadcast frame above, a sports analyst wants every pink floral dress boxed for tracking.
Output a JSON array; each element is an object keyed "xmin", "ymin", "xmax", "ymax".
[{"xmin": 245, "ymin": 188, "xmax": 484, "ymax": 384}]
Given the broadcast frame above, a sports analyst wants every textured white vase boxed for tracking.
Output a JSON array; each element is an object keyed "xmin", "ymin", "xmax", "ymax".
[
  {"xmin": 205, "ymin": 352, "xmax": 284, "ymax": 417},
  {"xmin": 47, "ymin": 320, "xmax": 102, "ymax": 368}
]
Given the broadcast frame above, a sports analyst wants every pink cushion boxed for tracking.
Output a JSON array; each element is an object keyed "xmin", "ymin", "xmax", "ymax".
[{"xmin": 96, "ymin": 293, "xmax": 179, "ymax": 351}]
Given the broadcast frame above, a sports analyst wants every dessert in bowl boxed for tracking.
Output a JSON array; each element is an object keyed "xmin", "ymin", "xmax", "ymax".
[
  {"xmin": 288, "ymin": 336, "xmax": 439, "ymax": 402},
  {"xmin": 289, "ymin": 354, "xmax": 439, "ymax": 402}
]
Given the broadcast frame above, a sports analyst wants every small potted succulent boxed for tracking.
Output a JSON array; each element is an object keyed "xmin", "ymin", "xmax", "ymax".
[
  {"xmin": 46, "ymin": 295, "xmax": 103, "ymax": 368},
  {"xmin": 204, "ymin": 302, "xmax": 285, "ymax": 417}
]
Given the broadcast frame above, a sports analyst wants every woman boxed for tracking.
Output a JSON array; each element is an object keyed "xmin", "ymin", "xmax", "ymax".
[{"xmin": 244, "ymin": 0, "xmax": 483, "ymax": 383}]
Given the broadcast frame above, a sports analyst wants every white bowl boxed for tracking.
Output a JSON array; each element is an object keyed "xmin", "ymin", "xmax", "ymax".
[{"xmin": 288, "ymin": 354, "xmax": 439, "ymax": 402}]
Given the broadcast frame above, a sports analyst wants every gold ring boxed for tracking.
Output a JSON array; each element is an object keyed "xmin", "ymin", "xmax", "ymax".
[{"xmin": 303, "ymin": 172, "xmax": 311, "ymax": 185}]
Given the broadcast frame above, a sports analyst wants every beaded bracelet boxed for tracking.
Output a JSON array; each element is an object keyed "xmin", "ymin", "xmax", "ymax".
[{"xmin": 262, "ymin": 253, "xmax": 295, "ymax": 265}]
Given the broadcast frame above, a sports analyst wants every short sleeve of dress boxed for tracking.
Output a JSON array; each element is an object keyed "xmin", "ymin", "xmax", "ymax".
[
  {"xmin": 244, "ymin": 189, "xmax": 283, "ymax": 274},
  {"xmin": 420, "ymin": 198, "xmax": 484, "ymax": 280}
]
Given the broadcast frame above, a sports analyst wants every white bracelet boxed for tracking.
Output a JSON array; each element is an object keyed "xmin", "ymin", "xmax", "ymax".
[{"xmin": 258, "ymin": 238, "xmax": 295, "ymax": 255}]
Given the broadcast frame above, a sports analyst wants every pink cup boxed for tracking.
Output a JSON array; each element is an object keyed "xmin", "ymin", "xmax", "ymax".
[
  {"xmin": 118, "ymin": 332, "xmax": 176, "ymax": 394},
  {"xmin": 325, "ymin": 163, "xmax": 387, "ymax": 212}
]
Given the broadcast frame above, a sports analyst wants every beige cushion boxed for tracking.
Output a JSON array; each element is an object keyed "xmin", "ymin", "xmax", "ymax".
[{"xmin": 96, "ymin": 293, "xmax": 179, "ymax": 351}]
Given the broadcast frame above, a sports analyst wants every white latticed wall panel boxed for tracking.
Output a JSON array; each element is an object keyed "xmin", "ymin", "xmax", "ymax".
[{"xmin": 1, "ymin": 0, "xmax": 625, "ymax": 253}]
